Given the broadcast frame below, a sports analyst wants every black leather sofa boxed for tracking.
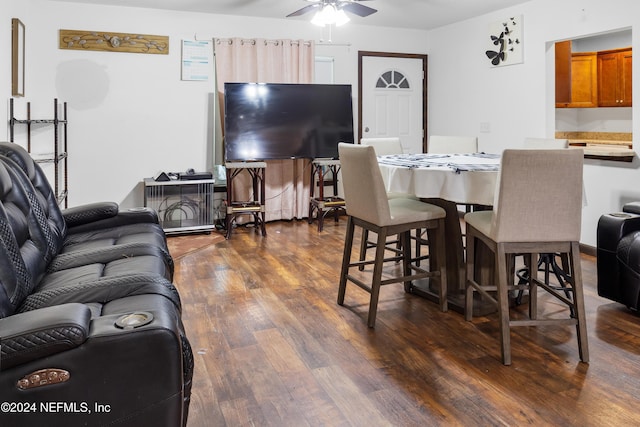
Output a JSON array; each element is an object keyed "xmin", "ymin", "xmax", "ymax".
[
  {"xmin": 597, "ymin": 202, "xmax": 640, "ymax": 311},
  {"xmin": 0, "ymin": 142, "xmax": 193, "ymax": 426}
]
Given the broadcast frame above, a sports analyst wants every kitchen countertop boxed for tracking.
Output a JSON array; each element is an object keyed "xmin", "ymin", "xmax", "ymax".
[{"xmin": 555, "ymin": 132, "xmax": 635, "ymax": 162}]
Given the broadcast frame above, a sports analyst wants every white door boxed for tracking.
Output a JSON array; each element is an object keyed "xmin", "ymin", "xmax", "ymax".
[{"xmin": 361, "ymin": 55, "xmax": 425, "ymax": 154}]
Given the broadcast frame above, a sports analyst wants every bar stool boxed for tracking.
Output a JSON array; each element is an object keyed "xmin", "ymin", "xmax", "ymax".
[
  {"xmin": 464, "ymin": 149, "xmax": 588, "ymax": 365},
  {"xmin": 337, "ymin": 143, "xmax": 448, "ymax": 327},
  {"xmin": 308, "ymin": 158, "xmax": 346, "ymax": 232},
  {"xmin": 224, "ymin": 161, "xmax": 267, "ymax": 239},
  {"xmin": 514, "ymin": 138, "xmax": 571, "ymax": 306}
]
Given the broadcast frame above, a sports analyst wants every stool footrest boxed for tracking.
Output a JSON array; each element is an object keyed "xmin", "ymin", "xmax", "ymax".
[
  {"xmin": 311, "ymin": 197, "xmax": 345, "ymax": 209},
  {"xmin": 227, "ymin": 201, "xmax": 264, "ymax": 214}
]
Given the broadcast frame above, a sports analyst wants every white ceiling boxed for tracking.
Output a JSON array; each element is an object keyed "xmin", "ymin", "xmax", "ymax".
[{"xmin": 47, "ymin": 0, "xmax": 530, "ymax": 31}]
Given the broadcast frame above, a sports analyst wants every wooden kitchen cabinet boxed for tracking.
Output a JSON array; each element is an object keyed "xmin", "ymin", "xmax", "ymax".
[
  {"xmin": 569, "ymin": 52, "xmax": 598, "ymax": 108},
  {"xmin": 598, "ymin": 47, "xmax": 632, "ymax": 107},
  {"xmin": 555, "ymin": 46, "xmax": 598, "ymax": 108},
  {"xmin": 555, "ymin": 40, "xmax": 572, "ymax": 105}
]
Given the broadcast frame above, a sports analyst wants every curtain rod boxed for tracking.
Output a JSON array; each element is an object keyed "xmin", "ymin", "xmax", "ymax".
[
  {"xmin": 217, "ymin": 39, "xmax": 313, "ymax": 46},
  {"xmin": 194, "ymin": 35, "xmax": 312, "ymax": 46},
  {"xmin": 316, "ymin": 41, "xmax": 351, "ymax": 47},
  {"xmin": 193, "ymin": 34, "xmax": 348, "ymax": 47}
]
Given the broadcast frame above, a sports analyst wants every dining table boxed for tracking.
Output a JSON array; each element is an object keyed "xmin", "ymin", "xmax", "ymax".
[{"xmin": 377, "ymin": 152, "xmax": 501, "ymax": 314}]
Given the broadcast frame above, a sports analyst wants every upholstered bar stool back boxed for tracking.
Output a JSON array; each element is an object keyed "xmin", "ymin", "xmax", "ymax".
[
  {"xmin": 523, "ymin": 137, "xmax": 569, "ymax": 149},
  {"xmin": 518, "ymin": 137, "xmax": 571, "ymax": 303},
  {"xmin": 464, "ymin": 148, "xmax": 588, "ymax": 365},
  {"xmin": 491, "ymin": 150, "xmax": 582, "ymax": 243},
  {"xmin": 337, "ymin": 143, "xmax": 448, "ymax": 327},
  {"xmin": 340, "ymin": 144, "xmax": 393, "ymax": 225},
  {"xmin": 428, "ymin": 135, "xmax": 478, "ymax": 154},
  {"xmin": 359, "ymin": 137, "xmax": 424, "ymax": 265},
  {"xmin": 361, "ymin": 137, "xmax": 404, "ymax": 155}
]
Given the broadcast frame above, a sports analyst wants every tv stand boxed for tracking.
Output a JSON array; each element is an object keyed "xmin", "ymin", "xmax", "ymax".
[{"xmin": 224, "ymin": 162, "xmax": 267, "ymax": 239}]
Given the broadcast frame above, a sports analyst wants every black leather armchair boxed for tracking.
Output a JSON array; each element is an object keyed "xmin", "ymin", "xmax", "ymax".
[
  {"xmin": 0, "ymin": 142, "xmax": 192, "ymax": 426},
  {"xmin": 597, "ymin": 202, "xmax": 640, "ymax": 310}
]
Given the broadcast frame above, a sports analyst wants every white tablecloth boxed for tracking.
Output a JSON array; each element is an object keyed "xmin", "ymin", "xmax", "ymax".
[{"xmin": 378, "ymin": 153, "xmax": 501, "ymax": 206}]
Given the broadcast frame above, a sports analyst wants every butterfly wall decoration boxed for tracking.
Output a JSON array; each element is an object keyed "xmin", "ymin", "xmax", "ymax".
[{"xmin": 486, "ymin": 15, "xmax": 523, "ymax": 67}]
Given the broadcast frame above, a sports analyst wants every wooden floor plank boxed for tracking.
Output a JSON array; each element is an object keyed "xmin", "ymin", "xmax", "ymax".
[{"xmin": 169, "ymin": 219, "xmax": 640, "ymax": 426}]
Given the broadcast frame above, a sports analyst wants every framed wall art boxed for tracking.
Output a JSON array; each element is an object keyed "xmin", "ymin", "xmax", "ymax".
[
  {"xmin": 486, "ymin": 15, "xmax": 523, "ymax": 67},
  {"xmin": 12, "ymin": 18, "xmax": 25, "ymax": 97}
]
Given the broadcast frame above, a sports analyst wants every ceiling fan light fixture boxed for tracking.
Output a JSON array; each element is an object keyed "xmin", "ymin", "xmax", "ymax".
[
  {"xmin": 310, "ymin": 9, "xmax": 327, "ymax": 26},
  {"xmin": 311, "ymin": 4, "xmax": 350, "ymax": 27},
  {"xmin": 335, "ymin": 9, "xmax": 350, "ymax": 26}
]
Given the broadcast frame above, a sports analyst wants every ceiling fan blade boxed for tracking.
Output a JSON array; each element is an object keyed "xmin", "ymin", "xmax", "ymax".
[
  {"xmin": 286, "ymin": 3, "xmax": 321, "ymax": 17},
  {"xmin": 340, "ymin": 2, "xmax": 378, "ymax": 17}
]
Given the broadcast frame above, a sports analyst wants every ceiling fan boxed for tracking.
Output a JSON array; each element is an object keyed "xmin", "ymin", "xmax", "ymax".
[{"xmin": 287, "ymin": 0, "xmax": 378, "ymax": 23}]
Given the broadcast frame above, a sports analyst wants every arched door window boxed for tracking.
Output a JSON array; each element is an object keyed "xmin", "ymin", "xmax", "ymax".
[{"xmin": 376, "ymin": 70, "xmax": 410, "ymax": 89}]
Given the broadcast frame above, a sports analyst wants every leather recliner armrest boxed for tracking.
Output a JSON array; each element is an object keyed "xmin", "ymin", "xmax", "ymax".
[
  {"xmin": 598, "ymin": 211, "xmax": 640, "ymax": 252},
  {"xmin": 62, "ymin": 202, "xmax": 119, "ymax": 227},
  {"xmin": 64, "ymin": 205, "xmax": 160, "ymax": 233},
  {"xmin": 623, "ymin": 202, "xmax": 640, "ymax": 215},
  {"xmin": 0, "ymin": 303, "xmax": 91, "ymax": 371}
]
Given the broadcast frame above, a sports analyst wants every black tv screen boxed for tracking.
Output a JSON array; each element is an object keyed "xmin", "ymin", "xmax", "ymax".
[{"xmin": 223, "ymin": 83, "xmax": 354, "ymax": 161}]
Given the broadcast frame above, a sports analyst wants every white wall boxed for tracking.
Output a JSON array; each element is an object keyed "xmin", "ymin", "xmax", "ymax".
[
  {"xmin": 428, "ymin": 0, "xmax": 640, "ymax": 246},
  {"xmin": 556, "ymin": 108, "xmax": 633, "ymax": 133},
  {"xmin": 3, "ymin": 0, "xmax": 640, "ymax": 247},
  {"xmin": 1, "ymin": 0, "xmax": 428, "ymax": 208}
]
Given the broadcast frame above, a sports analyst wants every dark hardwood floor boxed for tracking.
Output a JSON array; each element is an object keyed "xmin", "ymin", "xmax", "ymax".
[{"xmin": 168, "ymin": 219, "xmax": 640, "ymax": 426}]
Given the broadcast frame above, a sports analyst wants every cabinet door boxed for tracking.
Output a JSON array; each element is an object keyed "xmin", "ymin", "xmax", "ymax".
[
  {"xmin": 620, "ymin": 49, "xmax": 632, "ymax": 106},
  {"xmin": 598, "ymin": 52, "xmax": 619, "ymax": 106},
  {"xmin": 598, "ymin": 48, "xmax": 632, "ymax": 107},
  {"xmin": 555, "ymin": 40, "xmax": 572, "ymax": 107},
  {"xmin": 570, "ymin": 53, "xmax": 598, "ymax": 108}
]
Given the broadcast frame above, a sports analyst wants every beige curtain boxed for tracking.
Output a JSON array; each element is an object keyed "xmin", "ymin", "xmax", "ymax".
[{"xmin": 215, "ymin": 38, "xmax": 315, "ymax": 221}]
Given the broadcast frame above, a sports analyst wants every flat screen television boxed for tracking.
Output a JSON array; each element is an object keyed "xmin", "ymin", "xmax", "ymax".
[{"xmin": 223, "ymin": 82, "xmax": 354, "ymax": 161}]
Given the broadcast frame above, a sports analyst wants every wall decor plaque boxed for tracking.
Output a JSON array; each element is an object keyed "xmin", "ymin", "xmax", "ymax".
[
  {"xmin": 12, "ymin": 18, "xmax": 25, "ymax": 96},
  {"xmin": 59, "ymin": 29, "xmax": 169, "ymax": 54}
]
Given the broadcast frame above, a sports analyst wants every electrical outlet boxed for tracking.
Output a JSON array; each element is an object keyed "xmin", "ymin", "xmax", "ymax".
[{"xmin": 480, "ymin": 122, "xmax": 491, "ymax": 133}]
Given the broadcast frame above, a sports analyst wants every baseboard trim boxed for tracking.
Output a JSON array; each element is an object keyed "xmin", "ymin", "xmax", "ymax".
[{"xmin": 580, "ymin": 243, "xmax": 596, "ymax": 257}]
